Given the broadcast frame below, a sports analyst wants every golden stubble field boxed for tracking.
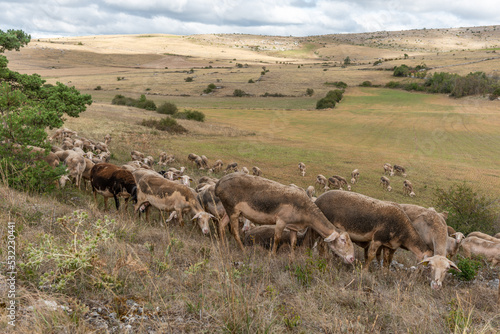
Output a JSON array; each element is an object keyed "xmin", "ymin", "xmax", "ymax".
[{"xmin": 2, "ymin": 27, "xmax": 500, "ymax": 333}]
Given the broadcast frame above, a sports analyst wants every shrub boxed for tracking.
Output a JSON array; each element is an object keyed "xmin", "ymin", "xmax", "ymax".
[
  {"xmin": 373, "ymin": 60, "xmax": 383, "ymax": 66},
  {"xmin": 325, "ymin": 89, "xmax": 344, "ymax": 103},
  {"xmin": 94, "ymin": 85, "xmax": 102, "ymax": 90},
  {"xmin": 248, "ymin": 79, "xmax": 254, "ymax": 83},
  {"xmin": 172, "ymin": 109, "xmax": 205, "ymax": 122},
  {"xmin": 112, "ymin": 94, "xmax": 156, "ymax": 110},
  {"xmin": 360, "ymin": 81, "xmax": 372, "ymax": 87},
  {"xmin": 185, "ymin": 77, "xmax": 193, "ymax": 82},
  {"xmin": 434, "ymin": 182, "xmax": 499, "ymax": 235},
  {"xmin": 385, "ymin": 81, "xmax": 401, "ymax": 88},
  {"xmin": 233, "ymin": 89, "xmax": 246, "ymax": 97},
  {"xmin": 203, "ymin": 83, "xmax": 217, "ymax": 94},
  {"xmin": 449, "ymin": 255, "xmax": 482, "ymax": 281},
  {"xmin": 316, "ymin": 97, "xmax": 336, "ymax": 109},
  {"xmin": 306, "ymin": 88, "xmax": 314, "ymax": 96},
  {"xmin": 393, "ymin": 64, "xmax": 410, "ymax": 77},
  {"xmin": 141, "ymin": 117, "xmax": 188, "ymax": 134},
  {"xmin": 156, "ymin": 102, "xmax": 178, "ymax": 115},
  {"xmin": 324, "ymin": 81, "xmax": 348, "ymax": 89}
]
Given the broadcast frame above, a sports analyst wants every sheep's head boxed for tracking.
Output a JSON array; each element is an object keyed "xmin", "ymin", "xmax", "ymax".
[
  {"xmin": 418, "ymin": 255, "xmax": 460, "ymax": 290},
  {"xmin": 192, "ymin": 212, "xmax": 214, "ymax": 235},
  {"xmin": 324, "ymin": 231, "xmax": 355, "ymax": 264}
]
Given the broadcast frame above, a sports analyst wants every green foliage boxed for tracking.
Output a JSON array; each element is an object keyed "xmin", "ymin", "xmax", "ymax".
[
  {"xmin": 385, "ymin": 81, "xmax": 401, "ymax": 88},
  {"xmin": 20, "ymin": 212, "xmax": 118, "ymax": 292},
  {"xmin": 306, "ymin": 88, "xmax": 314, "ymax": 96},
  {"xmin": 203, "ymin": 83, "xmax": 217, "ymax": 94},
  {"xmin": 343, "ymin": 56, "xmax": 351, "ymax": 65},
  {"xmin": 360, "ymin": 81, "xmax": 372, "ymax": 87},
  {"xmin": 248, "ymin": 79, "xmax": 254, "ymax": 83},
  {"xmin": 434, "ymin": 182, "xmax": 499, "ymax": 235},
  {"xmin": 172, "ymin": 109, "xmax": 205, "ymax": 122},
  {"xmin": 326, "ymin": 89, "xmax": 344, "ymax": 102},
  {"xmin": 449, "ymin": 255, "xmax": 482, "ymax": 281},
  {"xmin": 0, "ymin": 29, "xmax": 30, "ymax": 52},
  {"xmin": 156, "ymin": 102, "xmax": 178, "ymax": 115},
  {"xmin": 324, "ymin": 81, "xmax": 348, "ymax": 88},
  {"xmin": 393, "ymin": 64, "xmax": 410, "ymax": 77},
  {"xmin": 0, "ymin": 29, "xmax": 91, "ymax": 193},
  {"xmin": 185, "ymin": 76, "xmax": 194, "ymax": 82},
  {"xmin": 316, "ymin": 97, "xmax": 335, "ymax": 109},
  {"xmin": 373, "ymin": 59, "xmax": 383, "ymax": 66},
  {"xmin": 446, "ymin": 298, "xmax": 473, "ymax": 333},
  {"xmin": 141, "ymin": 117, "xmax": 188, "ymax": 134},
  {"xmin": 111, "ymin": 94, "xmax": 156, "ymax": 110},
  {"xmin": 261, "ymin": 92, "xmax": 285, "ymax": 97},
  {"xmin": 233, "ymin": 89, "xmax": 246, "ymax": 97},
  {"xmin": 94, "ymin": 85, "xmax": 102, "ymax": 90}
]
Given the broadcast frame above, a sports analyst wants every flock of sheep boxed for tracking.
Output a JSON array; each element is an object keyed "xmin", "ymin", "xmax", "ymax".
[{"xmin": 41, "ymin": 127, "xmax": 500, "ymax": 291}]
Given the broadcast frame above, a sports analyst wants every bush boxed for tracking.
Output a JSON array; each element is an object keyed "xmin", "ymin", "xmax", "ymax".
[
  {"xmin": 306, "ymin": 88, "xmax": 314, "ymax": 96},
  {"xmin": 393, "ymin": 64, "xmax": 410, "ymax": 77},
  {"xmin": 434, "ymin": 182, "xmax": 499, "ymax": 235},
  {"xmin": 324, "ymin": 81, "xmax": 347, "ymax": 89},
  {"xmin": 360, "ymin": 81, "xmax": 372, "ymax": 87},
  {"xmin": 156, "ymin": 102, "xmax": 178, "ymax": 115},
  {"xmin": 248, "ymin": 79, "xmax": 254, "ymax": 83},
  {"xmin": 233, "ymin": 89, "xmax": 246, "ymax": 97},
  {"xmin": 325, "ymin": 89, "xmax": 344, "ymax": 103},
  {"xmin": 94, "ymin": 85, "xmax": 102, "ymax": 90},
  {"xmin": 385, "ymin": 81, "xmax": 401, "ymax": 88},
  {"xmin": 449, "ymin": 256, "xmax": 482, "ymax": 281},
  {"xmin": 373, "ymin": 60, "xmax": 383, "ymax": 66},
  {"xmin": 316, "ymin": 97, "xmax": 336, "ymax": 109},
  {"xmin": 141, "ymin": 117, "xmax": 188, "ymax": 134},
  {"xmin": 185, "ymin": 77, "xmax": 193, "ymax": 82},
  {"xmin": 112, "ymin": 94, "xmax": 156, "ymax": 110},
  {"xmin": 172, "ymin": 109, "xmax": 205, "ymax": 122}
]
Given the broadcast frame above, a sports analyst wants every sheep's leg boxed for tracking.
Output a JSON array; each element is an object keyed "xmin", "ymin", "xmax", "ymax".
[
  {"xmin": 218, "ymin": 214, "xmax": 229, "ymax": 248},
  {"xmin": 289, "ymin": 230, "xmax": 298, "ymax": 258},
  {"xmin": 365, "ymin": 241, "xmax": 382, "ymax": 271},
  {"xmin": 229, "ymin": 212, "xmax": 245, "ymax": 252},
  {"xmin": 272, "ymin": 218, "xmax": 286, "ymax": 255}
]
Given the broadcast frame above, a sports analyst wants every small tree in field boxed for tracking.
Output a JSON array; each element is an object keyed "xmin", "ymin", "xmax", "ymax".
[
  {"xmin": 0, "ymin": 29, "xmax": 92, "ymax": 192},
  {"xmin": 434, "ymin": 182, "xmax": 499, "ymax": 235}
]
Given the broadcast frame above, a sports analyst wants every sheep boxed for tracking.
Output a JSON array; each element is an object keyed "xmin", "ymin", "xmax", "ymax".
[
  {"xmin": 467, "ymin": 231, "xmax": 500, "ymax": 243},
  {"xmin": 403, "ymin": 180, "xmax": 415, "ymax": 197},
  {"xmin": 351, "ymin": 169, "xmax": 359, "ymax": 184},
  {"xmin": 131, "ymin": 150, "xmax": 145, "ymax": 161},
  {"xmin": 327, "ymin": 177, "xmax": 342, "ymax": 190},
  {"xmin": 241, "ymin": 167, "xmax": 249, "ymax": 174},
  {"xmin": 200, "ymin": 155, "xmax": 210, "ymax": 169},
  {"xmin": 104, "ymin": 134, "xmax": 112, "ymax": 146},
  {"xmin": 54, "ymin": 150, "xmax": 86, "ymax": 189},
  {"xmin": 495, "ymin": 233, "xmax": 500, "ymax": 239},
  {"xmin": 158, "ymin": 152, "xmax": 175, "ymax": 166},
  {"xmin": 316, "ymin": 174, "xmax": 328, "ymax": 190},
  {"xmin": 194, "ymin": 156, "xmax": 205, "ymax": 169},
  {"xmin": 393, "ymin": 164, "xmax": 407, "ymax": 177},
  {"xmin": 298, "ymin": 162, "xmax": 306, "ymax": 177},
  {"xmin": 383, "ymin": 163, "xmax": 394, "ymax": 176},
  {"xmin": 460, "ymin": 236, "xmax": 500, "ymax": 267},
  {"xmin": 305, "ymin": 186, "xmax": 316, "ymax": 201},
  {"xmin": 446, "ymin": 232, "xmax": 465, "ymax": 259},
  {"xmin": 209, "ymin": 159, "xmax": 224, "ymax": 173},
  {"xmin": 330, "ymin": 175, "xmax": 351, "ymax": 191},
  {"xmin": 380, "ymin": 176, "xmax": 392, "ymax": 191},
  {"xmin": 188, "ymin": 153, "xmax": 200, "ymax": 164},
  {"xmin": 143, "ymin": 155, "xmax": 154, "ymax": 168},
  {"xmin": 252, "ymin": 166, "xmax": 262, "ymax": 176},
  {"xmin": 81, "ymin": 158, "xmax": 95, "ymax": 190}
]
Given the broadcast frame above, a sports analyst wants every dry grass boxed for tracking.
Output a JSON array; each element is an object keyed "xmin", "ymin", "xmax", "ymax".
[{"xmin": 2, "ymin": 27, "xmax": 500, "ymax": 332}]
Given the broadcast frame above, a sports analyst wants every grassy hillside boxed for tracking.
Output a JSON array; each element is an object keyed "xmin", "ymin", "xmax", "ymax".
[{"xmin": 2, "ymin": 27, "xmax": 500, "ymax": 332}]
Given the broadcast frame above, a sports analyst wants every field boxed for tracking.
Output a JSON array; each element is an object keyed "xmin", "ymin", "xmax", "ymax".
[{"xmin": 1, "ymin": 26, "xmax": 500, "ymax": 332}]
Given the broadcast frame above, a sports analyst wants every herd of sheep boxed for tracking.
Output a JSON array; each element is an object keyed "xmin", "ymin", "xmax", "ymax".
[{"xmin": 37, "ymin": 127, "xmax": 500, "ymax": 291}]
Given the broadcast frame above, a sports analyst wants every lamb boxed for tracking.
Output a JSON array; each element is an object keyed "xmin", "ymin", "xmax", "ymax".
[
  {"xmin": 380, "ymin": 176, "xmax": 392, "ymax": 191},
  {"xmin": 383, "ymin": 163, "xmax": 394, "ymax": 176},
  {"xmin": 446, "ymin": 232, "xmax": 465, "ymax": 259},
  {"xmin": 403, "ymin": 180, "xmax": 415, "ymax": 197},
  {"xmin": 460, "ymin": 236, "xmax": 500, "ymax": 267},
  {"xmin": 327, "ymin": 177, "xmax": 342, "ymax": 190},
  {"xmin": 393, "ymin": 164, "xmax": 407, "ymax": 177},
  {"xmin": 200, "ymin": 155, "xmax": 210, "ymax": 169},
  {"xmin": 351, "ymin": 169, "xmax": 359, "ymax": 184},
  {"xmin": 298, "ymin": 162, "xmax": 306, "ymax": 177},
  {"xmin": 188, "ymin": 153, "xmax": 200, "ymax": 164},
  {"xmin": 252, "ymin": 166, "xmax": 262, "ymax": 176},
  {"xmin": 194, "ymin": 156, "xmax": 205, "ymax": 169},
  {"xmin": 215, "ymin": 173, "xmax": 355, "ymax": 264},
  {"xmin": 243, "ymin": 225, "xmax": 309, "ymax": 251}
]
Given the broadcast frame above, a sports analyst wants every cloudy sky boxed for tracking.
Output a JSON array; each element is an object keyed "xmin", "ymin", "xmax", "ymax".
[{"xmin": 1, "ymin": 0, "xmax": 499, "ymax": 38}]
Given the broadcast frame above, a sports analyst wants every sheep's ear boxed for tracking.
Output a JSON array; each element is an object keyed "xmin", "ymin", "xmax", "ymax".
[
  {"xmin": 448, "ymin": 259, "xmax": 461, "ymax": 272},
  {"xmin": 192, "ymin": 212, "xmax": 202, "ymax": 220},
  {"xmin": 324, "ymin": 231, "xmax": 339, "ymax": 243}
]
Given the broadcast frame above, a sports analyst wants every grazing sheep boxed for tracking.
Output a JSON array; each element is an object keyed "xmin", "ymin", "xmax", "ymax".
[
  {"xmin": 252, "ymin": 166, "xmax": 262, "ymax": 176},
  {"xmin": 403, "ymin": 180, "xmax": 415, "ymax": 197},
  {"xmin": 131, "ymin": 150, "xmax": 145, "ymax": 161},
  {"xmin": 316, "ymin": 174, "xmax": 328, "ymax": 190},
  {"xmin": 143, "ymin": 155, "xmax": 154, "ymax": 168},
  {"xmin": 54, "ymin": 150, "xmax": 86, "ymax": 189},
  {"xmin": 188, "ymin": 153, "xmax": 200, "ymax": 164},
  {"xmin": 393, "ymin": 164, "xmax": 407, "ymax": 177},
  {"xmin": 224, "ymin": 162, "xmax": 238, "ymax": 173},
  {"xmin": 383, "ymin": 163, "xmax": 394, "ymax": 176},
  {"xmin": 215, "ymin": 173, "xmax": 355, "ymax": 264},
  {"xmin": 200, "ymin": 155, "xmax": 210, "ymax": 169},
  {"xmin": 158, "ymin": 152, "xmax": 175, "ymax": 166},
  {"xmin": 91, "ymin": 163, "xmax": 137, "ymax": 211},
  {"xmin": 330, "ymin": 175, "xmax": 351, "ymax": 191},
  {"xmin": 209, "ymin": 159, "xmax": 224, "ymax": 173},
  {"xmin": 305, "ymin": 186, "xmax": 316, "ymax": 201},
  {"xmin": 460, "ymin": 236, "xmax": 500, "ymax": 267},
  {"xmin": 327, "ymin": 177, "xmax": 342, "ymax": 190},
  {"xmin": 380, "ymin": 176, "xmax": 392, "ymax": 192},
  {"xmin": 446, "ymin": 232, "xmax": 465, "ymax": 259},
  {"xmin": 194, "ymin": 156, "xmax": 205, "ymax": 169},
  {"xmin": 298, "ymin": 162, "xmax": 306, "ymax": 177},
  {"xmin": 351, "ymin": 169, "xmax": 359, "ymax": 184},
  {"xmin": 467, "ymin": 231, "xmax": 500, "ymax": 243},
  {"xmin": 104, "ymin": 134, "xmax": 112, "ymax": 146}
]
